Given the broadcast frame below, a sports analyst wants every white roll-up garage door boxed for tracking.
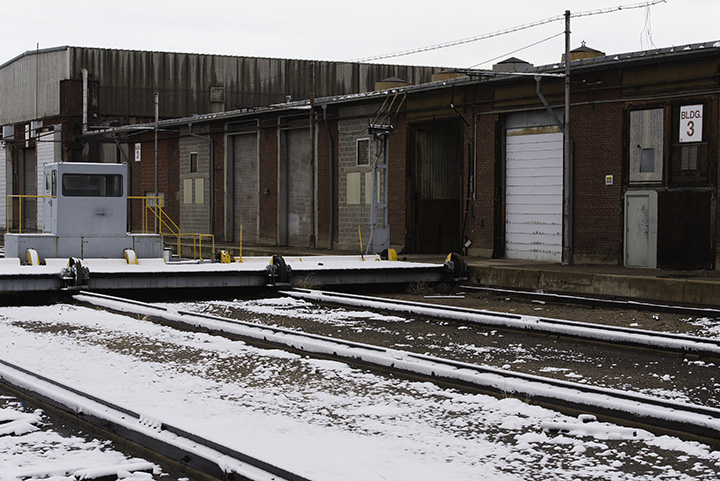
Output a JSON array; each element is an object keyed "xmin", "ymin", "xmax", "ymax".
[{"xmin": 505, "ymin": 127, "xmax": 563, "ymax": 262}]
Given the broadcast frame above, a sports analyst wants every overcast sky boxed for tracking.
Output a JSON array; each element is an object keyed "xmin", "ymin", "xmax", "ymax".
[{"xmin": 1, "ymin": 0, "xmax": 717, "ymax": 69}]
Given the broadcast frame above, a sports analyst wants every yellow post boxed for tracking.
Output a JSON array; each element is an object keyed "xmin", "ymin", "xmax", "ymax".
[{"xmin": 358, "ymin": 225, "xmax": 364, "ymax": 261}]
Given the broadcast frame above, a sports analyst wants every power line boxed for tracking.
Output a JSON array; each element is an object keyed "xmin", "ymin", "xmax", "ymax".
[
  {"xmin": 354, "ymin": 0, "xmax": 667, "ymax": 63},
  {"xmin": 467, "ymin": 31, "xmax": 565, "ymax": 69}
]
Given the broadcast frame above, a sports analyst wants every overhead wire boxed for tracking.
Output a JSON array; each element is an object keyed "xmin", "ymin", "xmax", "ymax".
[
  {"xmin": 466, "ymin": 31, "xmax": 565, "ymax": 69},
  {"xmin": 353, "ymin": 0, "xmax": 667, "ymax": 64}
]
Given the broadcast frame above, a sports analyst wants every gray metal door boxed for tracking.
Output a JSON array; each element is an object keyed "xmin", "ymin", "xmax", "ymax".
[
  {"xmin": 279, "ymin": 126, "xmax": 312, "ymax": 247},
  {"xmin": 232, "ymin": 133, "xmax": 258, "ymax": 244},
  {"xmin": 624, "ymin": 191, "xmax": 657, "ymax": 268}
]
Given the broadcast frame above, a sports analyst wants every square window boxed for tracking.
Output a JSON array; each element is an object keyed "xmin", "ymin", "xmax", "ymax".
[
  {"xmin": 356, "ymin": 138, "xmax": 370, "ymax": 166},
  {"xmin": 639, "ymin": 149, "xmax": 655, "ymax": 173}
]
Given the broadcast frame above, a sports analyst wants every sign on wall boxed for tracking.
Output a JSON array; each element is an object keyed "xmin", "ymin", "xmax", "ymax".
[
  {"xmin": 679, "ymin": 105, "xmax": 703, "ymax": 143},
  {"xmin": 134, "ymin": 143, "xmax": 142, "ymax": 162}
]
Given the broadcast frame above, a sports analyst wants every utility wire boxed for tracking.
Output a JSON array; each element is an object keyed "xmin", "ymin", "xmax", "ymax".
[
  {"xmin": 467, "ymin": 31, "xmax": 565, "ymax": 69},
  {"xmin": 354, "ymin": 0, "xmax": 667, "ymax": 63}
]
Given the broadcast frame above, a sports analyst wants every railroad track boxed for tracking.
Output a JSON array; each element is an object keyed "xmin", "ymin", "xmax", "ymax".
[
  {"xmin": 285, "ymin": 288, "xmax": 720, "ymax": 360},
  {"xmin": 72, "ymin": 290, "xmax": 720, "ymax": 446},
  {"xmin": 460, "ymin": 285, "xmax": 720, "ymax": 317},
  {"xmin": 0, "ymin": 357, "xmax": 311, "ymax": 481}
]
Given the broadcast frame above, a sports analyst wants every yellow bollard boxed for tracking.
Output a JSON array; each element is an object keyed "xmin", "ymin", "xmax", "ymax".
[{"xmin": 358, "ymin": 225, "xmax": 365, "ymax": 261}]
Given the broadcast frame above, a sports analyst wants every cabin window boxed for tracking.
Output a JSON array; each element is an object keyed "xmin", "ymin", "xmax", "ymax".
[{"xmin": 62, "ymin": 174, "xmax": 123, "ymax": 197}]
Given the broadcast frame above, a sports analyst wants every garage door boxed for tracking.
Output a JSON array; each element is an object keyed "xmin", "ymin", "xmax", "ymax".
[{"xmin": 505, "ymin": 127, "xmax": 563, "ymax": 262}]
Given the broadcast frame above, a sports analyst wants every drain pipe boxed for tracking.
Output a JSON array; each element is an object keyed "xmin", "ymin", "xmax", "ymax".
[
  {"xmin": 322, "ymin": 104, "xmax": 335, "ymax": 250},
  {"xmin": 535, "ymin": 76, "xmax": 564, "ymax": 131},
  {"xmin": 189, "ymin": 124, "xmax": 215, "ymax": 235},
  {"xmin": 82, "ymin": 69, "xmax": 88, "ymax": 134}
]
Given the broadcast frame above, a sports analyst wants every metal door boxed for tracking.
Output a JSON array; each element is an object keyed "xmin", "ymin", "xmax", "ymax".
[
  {"xmin": 505, "ymin": 128, "xmax": 563, "ymax": 262},
  {"xmin": 279, "ymin": 126, "xmax": 312, "ymax": 247},
  {"xmin": 624, "ymin": 190, "xmax": 657, "ymax": 268},
  {"xmin": 232, "ymin": 133, "xmax": 258, "ymax": 244}
]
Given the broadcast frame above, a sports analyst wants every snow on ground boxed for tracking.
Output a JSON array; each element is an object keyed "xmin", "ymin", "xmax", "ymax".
[
  {"xmin": 1, "ymin": 301, "xmax": 719, "ymax": 480},
  {"xmin": 0, "ymin": 396, "xmax": 158, "ymax": 480}
]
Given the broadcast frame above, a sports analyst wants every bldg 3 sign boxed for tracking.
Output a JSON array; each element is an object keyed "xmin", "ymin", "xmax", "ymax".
[{"xmin": 680, "ymin": 104, "xmax": 703, "ymax": 143}]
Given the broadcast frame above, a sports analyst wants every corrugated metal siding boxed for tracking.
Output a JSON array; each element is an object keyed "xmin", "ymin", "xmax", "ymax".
[
  {"xmin": 67, "ymin": 48, "xmax": 436, "ymax": 118},
  {"xmin": 410, "ymin": 119, "xmax": 463, "ymax": 253},
  {"xmin": 413, "ymin": 119, "xmax": 462, "ymax": 200},
  {"xmin": 0, "ymin": 48, "xmax": 70, "ymax": 125},
  {"xmin": 505, "ymin": 129, "xmax": 563, "ymax": 262}
]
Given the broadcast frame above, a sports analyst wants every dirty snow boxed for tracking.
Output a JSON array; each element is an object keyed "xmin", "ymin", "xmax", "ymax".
[{"xmin": 1, "ymin": 301, "xmax": 719, "ymax": 480}]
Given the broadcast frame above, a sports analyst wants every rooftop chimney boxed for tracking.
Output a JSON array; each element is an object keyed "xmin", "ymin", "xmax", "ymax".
[{"xmin": 562, "ymin": 41, "xmax": 605, "ymax": 62}]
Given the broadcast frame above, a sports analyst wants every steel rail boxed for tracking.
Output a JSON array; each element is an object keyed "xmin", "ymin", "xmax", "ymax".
[
  {"xmin": 73, "ymin": 291, "xmax": 720, "ymax": 446},
  {"xmin": 284, "ymin": 289, "xmax": 720, "ymax": 360},
  {"xmin": 0, "ymin": 357, "xmax": 311, "ymax": 481},
  {"xmin": 460, "ymin": 284, "xmax": 720, "ymax": 317}
]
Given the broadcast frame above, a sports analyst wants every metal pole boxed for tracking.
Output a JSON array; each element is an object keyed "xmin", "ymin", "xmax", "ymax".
[
  {"xmin": 309, "ymin": 62, "xmax": 316, "ymax": 249},
  {"xmin": 562, "ymin": 10, "xmax": 573, "ymax": 265},
  {"xmin": 154, "ymin": 92, "xmax": 159, "ymax": 200}
]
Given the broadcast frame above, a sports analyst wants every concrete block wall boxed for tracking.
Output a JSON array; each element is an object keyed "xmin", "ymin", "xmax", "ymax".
[
  {"xmin": 179, "ymin": 135, "xmax": 210, "ymax": 234},
  {"xmin": 337, "ymin": 104, "xmax": 378, "ymax": 251}
]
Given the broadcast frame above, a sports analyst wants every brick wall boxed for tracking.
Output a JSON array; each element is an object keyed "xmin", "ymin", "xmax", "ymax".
[
  {"xmin": 466, "ymin": 109, "xmax": 496, "ymax": 257},
  {"xmin": 258, "ymin": 119, "xmax": 278, "ymax": 245},
  {"xmin": 572, "ymin": 102, "xmax": 624, "ymax": 264}
]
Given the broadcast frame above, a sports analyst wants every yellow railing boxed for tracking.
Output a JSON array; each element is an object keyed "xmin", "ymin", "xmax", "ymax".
[
  {"xmin": 128, "ymin": 196, "xmax": 215, "ymax": 261},
  {"xmin": 5, "ymin": 195, "xmax": 55, "ymax": 234}
]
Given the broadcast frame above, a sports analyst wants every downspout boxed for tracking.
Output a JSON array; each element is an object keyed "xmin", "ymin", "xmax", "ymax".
[
  {"xmin": 322, "ymin": 103, "xmax": 335, "ymax": 250},
  {"xmin": 189, "ymin": 124, "xmax": 215, "ymax": 235},
  {"xmin": 82, "ymin": 69, "xmax": 88, "ymax": 134},
  {"xmin": 563, "ymin": 10, "xmax": 573, "ymax": 265},
  {"xmin": 535, "ymin": 76, "xmax": 564, "ymax": 131}
]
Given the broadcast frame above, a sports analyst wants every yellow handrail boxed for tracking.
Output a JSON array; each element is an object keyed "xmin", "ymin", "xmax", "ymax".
[
  {"xmin": 6, "ymin": 195, "xmax": 55, "ymax": 234},
  {"xmin": 128, "ymin": 196, "xmax": 214, "ymax": 261}
]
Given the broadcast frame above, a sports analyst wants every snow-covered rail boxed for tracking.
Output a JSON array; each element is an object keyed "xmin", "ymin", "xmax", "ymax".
[
  {"xmin": 285, "ymin": 289, "xmax": 720, "ymax": 360},
  {"xmin": 73, "ymin": 291, "xmax": 720, "ymax": 446},
  {"xmin": 0, "ymin": 358, "xmax": 312, "ymax": 481}
]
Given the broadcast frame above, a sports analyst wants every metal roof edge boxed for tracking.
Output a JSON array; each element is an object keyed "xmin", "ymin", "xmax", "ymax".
[{"xmin": 0, "ymin": 46, "xmax": 70, "ymax": 70}]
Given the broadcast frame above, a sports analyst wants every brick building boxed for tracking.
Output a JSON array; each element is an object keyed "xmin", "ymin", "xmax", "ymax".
[
  {"xmin": 0, "ymin": 46, "xmax": 439, "ymax": 234},
  {"xmin": 10, "ymin": 41, "xmax": 720, "ymax": 270}
]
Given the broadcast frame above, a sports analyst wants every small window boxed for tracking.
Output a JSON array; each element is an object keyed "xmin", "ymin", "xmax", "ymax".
[
  {"xmin": 145, "ymin": 191, "xmax": 164, "ymax": 207},
  {"xmin": 356, "ymin": 138, "xmax": 370, "ymax": 166},
  {"xmin": 190, "ymin": 152, "xmax": 198, "ymax": 173},
  {"xmin": 639, "ymin": 149, "xmax": 655, "ymax": 173},
  {"xmin": 62, "ymin": 174, "xmax": 123, "ymax": 197}
]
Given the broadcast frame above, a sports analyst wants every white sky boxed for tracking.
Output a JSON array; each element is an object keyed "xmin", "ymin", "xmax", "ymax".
[{"xmin": 0, "ymin": 0, "xmax": 718, "ymax": 69}]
